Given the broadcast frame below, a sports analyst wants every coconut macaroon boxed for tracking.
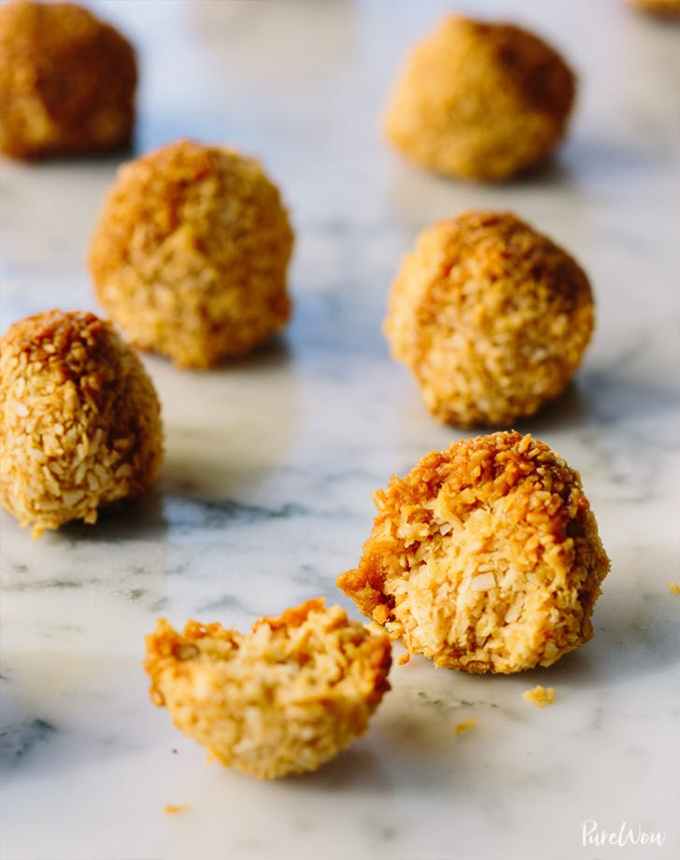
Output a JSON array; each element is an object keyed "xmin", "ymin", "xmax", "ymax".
[
  {"xmin": 627, "ymin": 0, "xmax": 680, "ymax": 13},
  {"xmin": 144, "ymin": 599, "xmax": 391, "ymax": 779},
  {"xmin": 0, "ymin": 0, "xmax": 136, "ymax": 159},
  {"xmin": 338, "ymin": 432, "xmax": 610, "ymax": 674},
  {"xmin": 0, "ymin": 310, "xmax": 162, "ymax": 536},
  {"xmin": 89, "ymin": 139, "xmax": 294, "ymax": 369},
  {"xmin": 385, "ymin": 211, "xmax": 594, "ymax": 428},
  {"xmin": 384, "ymin": 15, "xmax": 576, "ymax": 181}
]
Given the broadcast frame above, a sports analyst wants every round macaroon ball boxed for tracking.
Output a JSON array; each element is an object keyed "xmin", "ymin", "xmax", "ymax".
[
  {"xmin": 89, "ymin": 139, "xmax": 295, "ymax": 369},
  {"xmin": 0, "ymin": 310, "xmax": 163, "ymax": 536},
  {"xmin": 385, "ymin": 210, "xmax": 595, "ymax": 428},
  {"xmin": 384, "ymin": 15, "xmax": 576, "ymax": 181},
  {"xmin": 338, "ymin": 432, "xmax": 610, "ymax": 674},
  {"xmin": 0, "ymin": 0, "xmax": 137, "ymax": 159}
]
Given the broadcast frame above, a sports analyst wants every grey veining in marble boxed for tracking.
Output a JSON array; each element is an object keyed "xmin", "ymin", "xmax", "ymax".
[{"xmin": 1, "ymin": 1, "xmax": 680, "ymax": 859}]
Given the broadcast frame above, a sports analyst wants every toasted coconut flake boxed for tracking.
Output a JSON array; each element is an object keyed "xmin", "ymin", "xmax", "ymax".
[{"xmin": 522, "ymin": 685, "xmax": 556, "ymax": 708}]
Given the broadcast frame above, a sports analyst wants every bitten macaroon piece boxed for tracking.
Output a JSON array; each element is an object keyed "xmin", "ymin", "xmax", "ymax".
[
  {"xmin": 627, "ymin": 0, "xmax": 680, "ymax": 13},
  {"xmin": 385, "ymin": 211, "xmax": 594, "ymax": 428},
  {"xmin": 145, "ymin": 599, "xmax": 391, "ymax": 779},
  {"xmin": 0, "ymin": 310, "xmax": 163, "ymax": 536},
  {"xmin": 0, "ymin": 0, "xmax": 136, "ymax": 159},
  {"xmin": 89, "ymin": 139, "xmax": 295, "ymax": 369},
  {"xmin": 384, "ymin": 15, "xmax": 576, "ymax": 182},
  {"xmin": 338, "ymin": 432, "xmax": 610, "ymax": 674}
]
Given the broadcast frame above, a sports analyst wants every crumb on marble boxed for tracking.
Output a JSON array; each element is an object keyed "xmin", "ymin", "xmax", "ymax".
[
  {"xmin": 454, "ymin": 719, "xmax": 477, "ymax": 735},
  {"xmin": 522, "ymin": 686, "xmax": 556, "ymax": 708},
  {"xmin": 164, "ymin": 804, "xmax": 189, "ymax": 815},
  {"xmin": 145, "ymin": 598, "xmax": 392, "ymax": 779},
  {"xmin": 397, "ymin": 652, "xmax": 411, "ymax": 666},
  {"xmin": 668, "ymin": 582, "xmax": 680, "ymax": 595}
]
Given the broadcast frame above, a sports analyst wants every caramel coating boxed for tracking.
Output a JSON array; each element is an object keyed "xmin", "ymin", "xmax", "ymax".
[
  {"xmin": 0, "ymin": 0, "xmax": 136, "ymax": 159},
  {"xmin": 0, "ymin": 310, "xmax": 163, "ymax": 535},
  {"xmin": 385, "ymin": 211, "xmax": 594, "ymax": 428},
  {"xmin": 384, "ymin": 15, "xmax": 576, "ymax": 181},
  {"xmin": 89, "ymin": 139, "xmax": 294, "ymax": 369},
  {"xmin": 338, "ymin": 432, "xmax": 610, "ymax": 674},
  {"xmin": 145, "ymin": 599, "xmax": 391, "ymax": 779}
]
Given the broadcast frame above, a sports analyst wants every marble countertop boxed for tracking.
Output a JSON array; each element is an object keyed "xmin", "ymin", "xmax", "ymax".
[{"xmin": 2, "ymin": 1, "xmax": 680, "ymax": 858}]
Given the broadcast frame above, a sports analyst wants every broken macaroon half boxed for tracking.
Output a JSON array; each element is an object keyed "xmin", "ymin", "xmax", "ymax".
[{"xmin": 144, "ymin": 598, "xmax": 392, "ymax": 779}]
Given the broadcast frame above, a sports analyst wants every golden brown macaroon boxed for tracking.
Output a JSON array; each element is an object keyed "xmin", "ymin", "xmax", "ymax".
[
  {"xmin": 0, "ymin": 310, "xmax": 163, "ymax": 536},
  {"xmin": 338, "ymin": 432, "xmax": 610, "ymax": 674},
  {"xmin": 384, "ymin": 15, "xmax": 576, "ymax": 181},
  {"xmin": 523, "ymin": 685, "xmax": 556, "ymax": 708},
  {"xmin": 145, "ymin": 599, "xmax": 391, "ymax": 779},
  {"xmin": 89, "ymin": 139, "xmax": 294, "ymax": 369},
  {"xmin": 0, "ymin": 0, "xmax": 136, "ymax": 159},
  {"xmin": 627, "ymin": 0, "xmax": 680, "ymax": 13},
  {"xmin": 385, "ymin": 211, "xmax": 594, "ymax": 428}
]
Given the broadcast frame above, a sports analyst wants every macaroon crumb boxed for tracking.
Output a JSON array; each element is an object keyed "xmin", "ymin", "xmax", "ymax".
[
  {"xmin": 164, "ymin": 804, "xmax": 189, "ymax": 815},
  {"xmin": 454, "ymin": 719, "xmax": 477, "ymax": 735},
  {"xmin": 397, "ymin": 652, "xmax": 411, "ymax": 666},
  {"xmin": 523, "ymin": 686, "xmax": 556, "ymax": 708},
  {"xmin": 668, "ymin": 582, "xmax": 680, "ymax": 596}
]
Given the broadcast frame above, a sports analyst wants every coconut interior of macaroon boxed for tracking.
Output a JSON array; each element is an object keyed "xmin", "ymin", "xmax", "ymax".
[
  {"xmin": 146, "ymin": 604, "xmax": 391, "ymax": 778},
  {"xmin": 380, "ymin": 482, "xmax": 586, "ymax": 670}
]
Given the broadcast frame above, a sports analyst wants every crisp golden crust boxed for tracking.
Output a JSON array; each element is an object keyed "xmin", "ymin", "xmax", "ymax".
[
  {"xmin": 338, "ymin": 432, "xmax": 610, "ymax": 674},
  {"xmin": 89, "ymin": 139, "xmax": 294, "ymax": 369},
  {"xmin": 384, "ymin": 15, "xmax": 576, "ymax": 181},
  {"xmin": 385, "ymin": 211, "xmax": 594, "ymax": 427},
  {"xmin": 0, "ymin": 0, "xmax": 136, "ymax": 159},
  {"xmin": 0, "ymin": 310, "xmax": 163, "ymax": 535},
  {"xmin": 144, "ymin": 599, "xmax": 392, "ymax": 779}
]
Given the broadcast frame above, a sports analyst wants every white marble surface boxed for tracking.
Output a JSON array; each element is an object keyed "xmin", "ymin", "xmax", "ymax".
[{"xmin": 1, "ymin": 1, "xmax": 680, "ymax": 858}]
